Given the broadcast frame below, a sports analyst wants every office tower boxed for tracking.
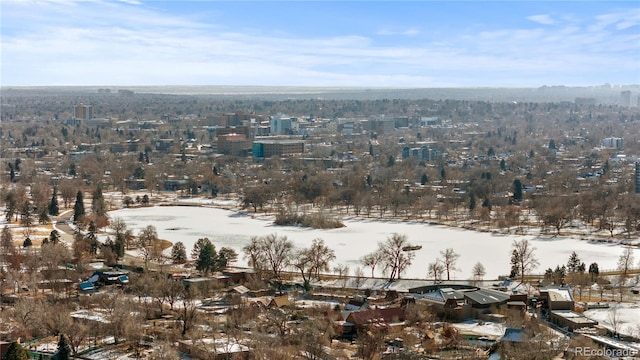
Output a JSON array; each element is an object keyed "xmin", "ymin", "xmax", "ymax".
[
  {"xmin": 73, "ymin": 103, "xmax": 93, "ymax": 120},
  {"xmin": 620, "ymin": 91, "xmax": 631, "ymax": 108}
]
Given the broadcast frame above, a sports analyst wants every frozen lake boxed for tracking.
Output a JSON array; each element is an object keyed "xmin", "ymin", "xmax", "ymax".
[{"xmin": 109, "ymin": 206, "xmax": 639, "ymax": 280}]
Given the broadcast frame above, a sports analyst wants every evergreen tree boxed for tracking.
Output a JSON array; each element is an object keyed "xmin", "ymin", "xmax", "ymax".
[
  {"xmin": 73, "ymin": 191, "xmax": 85, "ymax": 224},
  {"xmin": 4, "ymin": 342, "xmax": 29, "ymax": 360},
  {"xmin": 87, "ymin": 221, "xmax": 98, "ymax": 255},
  {"xmin": 513, "ymin": 179, "xmax": 523, "ymax": 201},
  {"xmin": 56, "ymin": 334, "xmax": 71, "ymax": 360},
  {"xmin": 171, "ymin": 241, "xmax": 187, "ymax": 264},
  {"xmin": 69, "ymin": 162, "xmax": 76, "ymax": 176},
  {"xmin": 23, "ymin": 237, "xmax": 32, "ymax": 248},
  {"xmin": 548, "ymin": 139, "xmax": 556, "ymax": 150},
  {"xmin": 420, "ymin": 173, "xmax": 428, "ymax": 185},
  {"xmin": 500, "ymin": 159, "xmax": 506, "ymax": 171},
  {"xmin": 588, "ymin": 262, "xmax": 599, "ymax": 282},
  {"xmin": 191, "ymin": 237, "xmax": 211, "ymax": 260},
  {"xmin": 509, "ymin": 249, "xmax": 520, "ymax": 279},
  {"xmin": 482, "ymin": 197, "xmax": 492, "ymax": 211},
  {"xmin": 552, "ymin": 265, "xmax": 566, "ymax": 285},
  {"xmin": 49, "ymin": 187, "xmax": 60, "ymax": 216},
  {"xmin": 386, "ymin": 155, "xmax": 395, "ymax": 167},
  {"xmin": 218, "ymin": 247, "xmax": 238, "ymax": 266},
  {"xmin": 49, "ymin": 229, "xmax": 61, "ymax": 245},
  {"xmin": 567, "ymin": 251, "xmax": 582, "ymax": 273},
  {"xmin": 20, "ymin": 201, "xmax": 34, "ymax": 228},
  {"xmin": 113, "ymin": 236, "xmax": 125, "ymax": 259},
  {"xmin": 469, "ymin": 192, "xmax": 476, "ymax": 211},
  {"xmin": 196, "ymin": 241, "xmax": 217, "ymax": 275}
]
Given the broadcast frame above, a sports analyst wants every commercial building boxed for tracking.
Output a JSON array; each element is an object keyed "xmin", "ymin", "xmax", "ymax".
[
  {"xmin": 217, "ymin": 133, "xmax": 250, "ymax": 156},
  {"xmin": 73, "ymin": 103, "xmax": 93, "ymax": 120},
  {"xmin": 601, "ymin": 137, "xmax": 623, "ymax": 150},
  {"xmin": 270, "ymin": 114, "xmax": 298, "ymax": 135},
  {"xmin": 620, "ymin": 91, "xmax": 631, "ymax": 108},
  {"xmin": 402, "ymin": 145, "xmax": 442, "ymax": 162},
  {"xmin": 252, "ymin": 139, "xmax": 304, "ymax": 158}
]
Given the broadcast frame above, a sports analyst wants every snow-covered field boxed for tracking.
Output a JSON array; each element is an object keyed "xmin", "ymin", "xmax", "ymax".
[
  {"xmin": 583, "ymin": 302, "xmax": 640, "ymax": 337},
  {"xmin": 108, "ymin": 206, "xmax": 639, "ymax": 280}
]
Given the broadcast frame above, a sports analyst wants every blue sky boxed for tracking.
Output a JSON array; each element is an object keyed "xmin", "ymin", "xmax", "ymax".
[{"xmin": 1, "ymin": 1, "xmax": 639, "ymax": 87}]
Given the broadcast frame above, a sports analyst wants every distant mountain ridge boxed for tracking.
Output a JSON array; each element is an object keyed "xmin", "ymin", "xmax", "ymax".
[{"xmin": 2, "ymin": 84, "xmax": 639, "ymax": 104}]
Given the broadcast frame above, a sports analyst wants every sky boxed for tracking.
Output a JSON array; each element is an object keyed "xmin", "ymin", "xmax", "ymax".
[{"xmin": 1, "ymin": 1, "xmax": 639, "ymax": 87}]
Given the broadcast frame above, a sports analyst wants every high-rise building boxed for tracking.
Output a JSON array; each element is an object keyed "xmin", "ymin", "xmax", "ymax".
[
  {"xmin": 601, "ymin": 137, "xmax": 623, "ymax": 150},
  {"xmin": 620, "ymin": 91, "xmax": 631, "ymax": 108},
  {"xmin": 73, "ymin": 103, "xmax": 93, "ymax": 120}
]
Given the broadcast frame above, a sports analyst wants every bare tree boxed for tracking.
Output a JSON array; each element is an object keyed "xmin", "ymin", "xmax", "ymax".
[
  {"xmin": 356, "ymin": 324, "xmax": 385, "ymax": 360},
  {"xmin": 607, "ymin": 305, "xmax": 621, "ymax": 336},
  {"xmin": 333, "ymin": 264, "xmax": 350, "ymax": 288},
  {"xmin": 242, "ymin": 233, "xmax": 293, "ymax": 282},
  {"xmin": 511, "ymin": 239, "xmax": 539, "ymax": 284},
  {"xmin": 428, "ymin": 260, "xmax": 445, "ymax": 283},
  {"xmin": 617, "ymin": 247, "xmax": 635, "ymax": 301},
  {"xmin": 617, "ymin": 246, "xmax": 635, "ymax": 279},
  {"xmin": 378, "ymin": 233, "xmax": 415, "ymax": 281},
  {"xmin": 471, "ymin": 261, "xmax": 486, "ymax": 285},
  {"xmin": 360, "ymin": 251, "xmax": 383, "ymax": 278},
  {"xmin": 440, "ymin": 248, "xmax": 460, "ymax": 280},
  {"xmin": 353, "ymin": 266, "xmax": 365, "ymax": 289},
  {"xmin": 292, "ymin": 238, "xmax": 335, "ymax": 286},
  {"xmin": 137, "ymin": 225, "xmax": 158, "ymax": 270}
]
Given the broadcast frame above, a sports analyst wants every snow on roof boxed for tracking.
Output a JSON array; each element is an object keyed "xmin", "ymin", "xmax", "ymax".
[
  {"xmin": 232, "ymin": 285, "xmax": 250, "ymax": 294},
  {"xmin": 550, "ymin": 310, "xmax": 598, "ymax": 325},
  {"xmin": 70, "ymin": 310, "xmax": 110, "ymax": 324},
  {"xmin": 452, "ymin": 320, "xmax": 506, "ymax": 339},
  {"xmin": 544, "ymin": 287, "xmax": 573, "ymax": 302}
]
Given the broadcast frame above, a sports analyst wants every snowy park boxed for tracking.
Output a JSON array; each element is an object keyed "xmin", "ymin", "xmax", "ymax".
[{"xmin": 108, "ymin": 205, "xmax": 640, "ymax": 280}]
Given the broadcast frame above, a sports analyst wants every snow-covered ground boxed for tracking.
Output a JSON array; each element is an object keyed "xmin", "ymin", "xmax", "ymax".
[
  {"xmin": 108, "ymin": 206, "xmax": 640, "ymax": 280},
  {"xmin": 583, "ymin": 302, "xmax": 640, "ymax": 337},
  {"xmin": 452, "ymin": 320, "xmax": 507, "ymax": 339}
]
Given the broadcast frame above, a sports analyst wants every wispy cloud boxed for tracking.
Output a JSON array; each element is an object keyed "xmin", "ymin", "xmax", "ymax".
[
  {"xmin": 527, "ymin": 14, "xmax": 555, "ymax": 25},
  {"xmin": 376, "ymin": 27, "xmax": 421, "ymax": 36},
  {"xmin": 1, "ymin": 1, "xmax": 638, "ymax": 87}
]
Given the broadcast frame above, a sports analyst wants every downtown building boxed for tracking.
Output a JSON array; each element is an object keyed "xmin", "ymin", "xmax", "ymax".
[
  {"xmin": 73, "ymin": 103, "xmax": 94, "ymax": 120},
  {"xmin": 252, "ymin": 138, "xmax": 304, "ymax": 158}
]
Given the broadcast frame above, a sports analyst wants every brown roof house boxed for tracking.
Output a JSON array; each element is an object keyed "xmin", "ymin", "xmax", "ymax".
[
  {"xmin": 340, "ymin": 307, "xmax": 406, "ymax": 337},
  {"xmin": 269, "ymin": 295, "xmax": 292, "ymax": 308}
]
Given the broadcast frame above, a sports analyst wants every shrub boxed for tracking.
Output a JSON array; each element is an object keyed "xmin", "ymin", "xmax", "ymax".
[{"xmin": 274, "ymin": 209, "xmax": 344, "ymax": 229}]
